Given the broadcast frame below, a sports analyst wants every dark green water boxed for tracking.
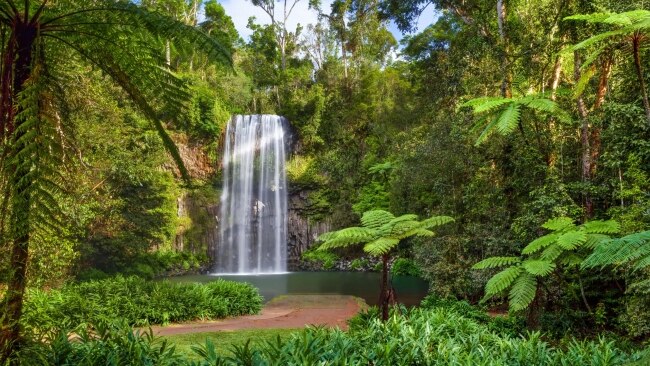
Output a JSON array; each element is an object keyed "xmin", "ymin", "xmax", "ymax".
[{"xmin": 169, "ymin": 272, "xmax": 429, "ymax": 306}]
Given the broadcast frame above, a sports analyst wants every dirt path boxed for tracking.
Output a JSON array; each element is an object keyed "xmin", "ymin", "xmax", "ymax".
[{"xmin": 152, "ymin": 295, "xmax": 366, "ymax": 336}]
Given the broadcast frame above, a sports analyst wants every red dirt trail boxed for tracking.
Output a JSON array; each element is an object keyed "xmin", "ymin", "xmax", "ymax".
[{"xmin": 151, "ymin": 295, "xmax": 365, "ymax": 336}]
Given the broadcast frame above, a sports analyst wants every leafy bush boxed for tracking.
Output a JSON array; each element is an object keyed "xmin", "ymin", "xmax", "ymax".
[
  {"xmin": 391, "ymin": 258, "xmax": 422, "ymax": 277},
  {"xmin": 21, "ymin": 276, "xmax": 262, "ymax": 337},
  {"xmin": 349, "ymin": 258, "xmax": 369, "ymax": 270},
  {"xmin": 302, "ymin": 249, "xmax": 338, "ymax": 270}
]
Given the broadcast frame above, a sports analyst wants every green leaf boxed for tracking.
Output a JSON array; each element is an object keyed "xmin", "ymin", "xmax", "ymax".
[
  {"xmin": 509, "ymin": 273, "xmax": 537, "ymax": 312},
  {"xmin": 485, "ymin": 266, "xmax": 522, "ymax": 296},
  {"xmin": 522, "ymin": 260, "xmax": 556, "ymax": 276},
  {"xmin": 542, "ymin": 217, "xmax": 575, "ymax": 231},
  {"xmin": 461, "ymin": 97, "xmax": 511, "ymax": 113},
  {"xmin": 361, "ymin": 210, "xmax": 395, "ymax": 230},
  {"xmin": 583, "ymin": 220, "xmax": 621, "ymax": 234},
  {"xmin": 473, "ymin": 257, "xmax": 521, "ymax": 269},
  {"xmin": 541, "ymin": 244, "xmax": 564, "ymax": 261},
  {"xmin": 522, "ymin": 233, "xmax": 559, "ymax": 255},
  {"xmin": 364, "ymin": 238, "xmax": 400, "ymax": 256},
  {"xmin": 496, "ymin": 103, "xmax": 521, "ymax": 135},
  {"xmin": 557, "ymin": 230, "xmax": 587, "ymax": 250}
]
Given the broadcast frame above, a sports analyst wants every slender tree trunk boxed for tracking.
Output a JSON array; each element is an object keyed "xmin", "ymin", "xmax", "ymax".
[
  {"xmin": 574, "ymin": 51, "xmax": 593, "ymax": 218},
  {"xmin": 165, "ymin": 40, "xmax": 171, "ymax": 68},
  {"xmin": 497, "ymin": 0, "xmax": 511, "ymax": 98},
  {"xmin": 632, "ymin": 34, "xmax": 650, "ymax": 124},
  {"xmin": 379, "ymin": 254, "xmax": 390, "ymax": 321},
  {"xmin": 0, "ymin": 21, "xmax": 36, "ymax": 364}
]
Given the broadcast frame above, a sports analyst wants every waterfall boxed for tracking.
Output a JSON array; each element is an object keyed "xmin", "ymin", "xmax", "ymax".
[{"xmin": 216, "ymin": 115, "xmax": 288, "ymax": 274}]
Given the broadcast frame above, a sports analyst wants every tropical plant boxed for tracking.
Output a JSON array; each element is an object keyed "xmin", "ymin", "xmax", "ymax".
[
  {"xmin": 474, "ymin": 217, "xmax": 620, "ymax": 316},
  {"xmin": 565, "ymin": 10, "xmax": 650, "ymax": 123},
  {"xmin": 583, "ymin": 230, "xmax": 650, "ymax": 293},
  {"xmin": 462, "ymin": 94, "xmax": 569, "ymax": 145},
  {"xmin": 317, "ymin": 209, "xmax": 454, "ymax": 320},
  {"xmin": 0, "ymin": 0, "xmax": 231, "ymax": 361}
]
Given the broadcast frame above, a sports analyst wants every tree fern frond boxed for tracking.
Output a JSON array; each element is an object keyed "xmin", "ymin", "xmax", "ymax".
[
  {"xmin": 522, "ymin": 260, "xmax": 556, "ymax": 276},
  {"xmin": 568, "ymin": 30, "xmax": 625, "ymax": 51},
  {"xmin": 559, "ymin": 253, "xmax": 584, "ymax": 268},
  {"xmin": 485, "ymin": 266, "xmax": 522, "ymax": 297},
  {"xmin": 318, "ymin": 227, "xmax": 375, "ymax": 250},
  {"xmin": 474, "ymin": 114, "xmax": 500, "ymax": 146},
  {"xmin": 541, "ymin": 244, "xmax": 564, "ymax": 261},
  {"xmin": 583, "ymin": 220, "xmax": 621, "ymax": 234},
  {"xmin": 522, "ymin": 233, "xmax": 559, "ymax": 255},
  {"xmin": 364, "ymin": 238, "xmax": 400, "ymax": 256},
  {"xmin": 461, "ymin": 97, "xmax": 511, "ymax": 113},
  {"xmin": 583, "ymin": 231, "xmax": 650, "ymax": 269},
  {"xmin": 557, "ymin": 229, "xmax": 587, "ymax": 250},
  {"xmin": 583, "ymin": 234, "xmax": 610, "ymax": 249},
  {"xmin": 509, "ymin": 273, "xmax": 537, "ymax": 312},
  {"xmin": 360, "ymin": 210, "xmax": 395, "ymax": 230},
  {"xmin": 542, "ymin": 217, "xmax": 575, "ymax": 231},
  {"xmin": 420, "ymin": 216, "xmax": 455, "ymax": 229},
  {"xmin": 496, "ymin": 103, "xmax": 521, "ymax": 135},
  {"xmin": 473, "ymin": 256, "xmax": 521, "ymax": 269}
]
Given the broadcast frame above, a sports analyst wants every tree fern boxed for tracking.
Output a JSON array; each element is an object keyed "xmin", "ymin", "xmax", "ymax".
[
  {"xmin": 475, "ymin": 217, "xmax": 619, "ymax": 313},
  {"xmin": 462, "ymin": 94, "xmax": 569, "ymax": 146},
  {"xmin": 0, "ymin": 0, "xmax": 233, "ymax": 359},
  {"xmin": 317, "ymin": 209, "xmax": 453, "ymax": 320},
  {"xmin": 583, "ymin": 230, "xmax": 650, "ymax": 272}
]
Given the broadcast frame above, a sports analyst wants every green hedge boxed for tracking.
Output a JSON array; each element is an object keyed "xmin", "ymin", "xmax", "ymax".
[{"xmin": 21, "ymin": 276, "xmax": 262, "ymax": 335}]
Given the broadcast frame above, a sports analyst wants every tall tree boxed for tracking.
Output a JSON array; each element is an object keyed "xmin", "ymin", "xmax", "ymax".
[{"xmin": 0, "ymin": 1, "xmax": 231, "ymax": 362}]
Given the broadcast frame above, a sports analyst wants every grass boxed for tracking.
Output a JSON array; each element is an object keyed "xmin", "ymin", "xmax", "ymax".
[{"xmin": 163, "ymin": 328, "xmax": 301, "ymax": 360}]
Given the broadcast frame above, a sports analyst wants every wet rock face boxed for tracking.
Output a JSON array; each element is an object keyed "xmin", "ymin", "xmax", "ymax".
[{"xmin": 286, "ymin": 189, "xmax": 331, "ymax": 270}]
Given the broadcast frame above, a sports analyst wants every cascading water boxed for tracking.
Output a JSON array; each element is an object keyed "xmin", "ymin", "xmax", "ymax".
[{"xmin": 216, "ymin": 115, "xmax": 288, "ymax": 274}]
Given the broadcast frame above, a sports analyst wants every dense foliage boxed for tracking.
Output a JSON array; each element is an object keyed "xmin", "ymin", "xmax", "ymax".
[
  {"xmin": 21, "ymin": 276, "xmax": 262, "ymax": 338},
  {"xmin": 13, "ymin": 302, "xmax": 650, "ymax": 365}
]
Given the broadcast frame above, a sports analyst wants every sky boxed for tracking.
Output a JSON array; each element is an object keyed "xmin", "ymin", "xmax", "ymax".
[{"xmin": 216, "ymin": 0, "xmax": 438, "ymax": 43}]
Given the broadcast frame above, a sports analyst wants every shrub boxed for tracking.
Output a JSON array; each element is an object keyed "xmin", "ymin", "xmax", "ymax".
[
  {"xmin": 21, "ymin": 276, "xmax": 262, "ymax": 337},
  {"xmin": 302, "ymin": 249, "xmax": 338, "ymax": 270},
  {"xmin": 391, "ymin": 258, "xmax": 422, "ymax": 277}
]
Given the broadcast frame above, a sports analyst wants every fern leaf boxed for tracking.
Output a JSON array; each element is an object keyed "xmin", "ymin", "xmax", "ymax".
[
  {"xmin": 461, "ymin": 97, "xmax": 511, "ymax": 113},
  {"xmin": 474, "ymin": 114, "xmax": 500, "ymax": 146},
  {"xmin": 364, "ymin": 238, "xmax": 400, "ymax": 256},
  {"xmin": 583, "ymin": 231, "xmax": 650, "ymax": 269},
  {"xmin": 420, "ymin": 216, "xmax": 455, "ymax": 228},
  {"xmin": 583, "ymin": 220, "xmax": 621, "ymax": 234},
  {"xmin": 318, "ymin": 227, "xmax": 375, "ymax": 250},
  {"xmin": 559, "ymin": 253, "xmax": 584, "ymax": 268},
  {"xmin": 361, "ymin": 210, "xmax": 395, "ymax": 230},
  {"xmin": 485, "ymin": 266, "xmax": 522, "ymax": 296},
  {"xmin": 522, "ymin": 233, "xmax": 559, "ymax": 255},
  {"xmin": 541, "ymin": 244, "xmax": 564, "ymax": 261},
  {"xmin": 557, "ymin": 229, "xmax": 587, "ymax": 250},
  {"xmin": 520, "ymin": 97, "xmax": 557, "ymax": 113},
  {"xmin": 496, "ymin": 103, "xmax": 521, "ymax": 135},
  {"xmin": 542, "ymin": 217, "xmax": 575, "ymax": 231},
  {"xmin": 583, "ymin": 234, "xmax": 610, "ymax": 249},
  {"xmin": 473, "ymin": 256, "xmax": 521, "ymax": 269},
  {"xmin": 522, "ymin": 260, "xmax": 556, "ymax": 276},
  {"xmin": 509, "ymin": 273, "xmax": 537, "ymax": 312}
]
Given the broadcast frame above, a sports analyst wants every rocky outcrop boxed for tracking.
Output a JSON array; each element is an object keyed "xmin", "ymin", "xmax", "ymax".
[{"xmin": 287, "ymin": 189, "xmax": 332, "ymax": 270}]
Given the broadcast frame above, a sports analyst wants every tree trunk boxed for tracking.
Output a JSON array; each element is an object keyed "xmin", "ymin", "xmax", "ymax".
[
  {"xmin": 632, "ymin": 34, "xmax": 650, "ymax": 124},
  {"xmin": 574, "ymin": 51, "xmax": 593, "ymax": 218},
  {"xmin": 0, "ymin": 21, "xmax": 36, "ymax": 364},
  {"xmin": 379, "ymin": 254, "xmax": 390, "ymax": 321},
  {"xmin": 497, "ymin": 0, "xmax": 511, "ymax": 98}
]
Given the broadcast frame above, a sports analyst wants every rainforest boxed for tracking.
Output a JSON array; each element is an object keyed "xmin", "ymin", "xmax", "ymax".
[{"xmin": 1, "ymin": 0, "xmax": 650, "ymax": 365}]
